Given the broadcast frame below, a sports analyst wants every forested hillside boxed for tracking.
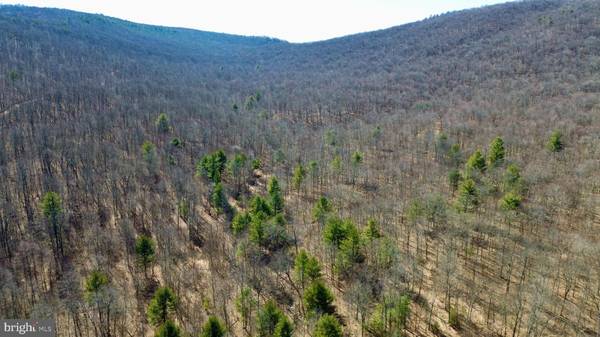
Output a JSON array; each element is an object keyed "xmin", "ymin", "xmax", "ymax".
[{"xmin": 1, "ymin": 1, "xmax": 600, "ymax": 336}]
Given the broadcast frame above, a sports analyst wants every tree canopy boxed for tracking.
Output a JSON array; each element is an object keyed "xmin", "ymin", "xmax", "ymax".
[
  {"xmin": 200, "ymin": 316, "xmax": 226, "ymax": 337},
  {"xmin": 547, "ymin": 130, "xmax": 564, "ymax": 152},
  {"xmin": 147, "ymin": 287, "xmax": 178, "ymax": 326},
  {"xmin": 314, "ymin": 314, "xmax": 343, "ymax": 337},
  {"xmin": 198, "ymin": 150, "xmax": 228, "ymax": 183},
  {"xmin": 466, "ymin": 149, "xmax": 486, "ymax": 173},
  {"xmin": 155, "ymin": 320, "xmax": 181, "ymax": 337},
  {"xmin": 304, "ymin": 280, "xmax": 335, "ymax": 316},
  {"xmin": 488, "ymin": 137, "xmax": 505, "ymax": 167},
  {"xmin": 135, "ymin": 235, "xmax": 156, "ymax": 277}
]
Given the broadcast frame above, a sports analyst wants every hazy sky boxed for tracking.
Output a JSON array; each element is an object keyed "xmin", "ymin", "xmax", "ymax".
[{"xmin": 1, "ymin": 0, "xmax": 513, "ymax": 42}]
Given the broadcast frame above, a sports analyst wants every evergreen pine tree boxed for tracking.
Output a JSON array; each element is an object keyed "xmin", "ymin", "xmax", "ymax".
[
  {"xmin": 135, "ymin": 235, "xmax": 156, "ymax": 278},
  {"xmin": 142, "ymin": 141, "xmax": 157, "ymax": 164},
  {"xmin": 273, "ymin": 317, "xmax": 293, "ymax": 337},
  {"xmin": 363, "ymin": 219, "xmax": 381, "ymax": 242},
  {"xmin": 500, "ymin": 192, "xmax": 522, "ymax": 211},
  {"xmin": 292, "ymin": 164, "xmax": 306, "ymax": 192},
  {"xmin": 547, "ymin": 130, "xmax": 564, "ymax": 152},
  {"xmin": 210, "ymin": 182, "xmax": 229, "ymax": 215},
  {"xmin": 249, "ymin": 219, "xmax": 266, "ymax": 247},
  {"xmin": 294, "ymin": 250, "xmax": 322, "ymax": 288},
  {"xmin": 147, "ymin": 287, "xmax": 177, "ymax": 326},
  {"xmin": 197, "ymin": 150, "xmax": 228, "ymax": 183},
  {"xmin": 84, "ymin": 270, "xmax": 109, "ymax": 303},
  {"xmin": 155, "ymin": 320, "xmax": 181, "ymax": 337},
  {"xmin": 304, "ymin": 280, "xmax": 335, "ymax": 316},
  {"xmin": 323, "ymin": 217, "xmax": 348, "ymax": 249},
  {"xmin": 235, "ymin": 287, "xmax": 256, "ymax": 331},
  {"xmin": 313, "ymin": 197, "xmax": 332, "ymax": 225},
  {"xmin": 314, "ymin": 314, "xmax": 343, "ymax": 337},
  {"xmin": 448, "ymin": 169, "xmax": 462, "ymax": 192},
  {"xmin": 267, "ymin": 177, "xmax": 284, "ymax": 214},
  {"xmin": 488, "ymin": 137, "xmax": 505, "ymax": 167},
  {"xmin": 257, "ymin": 300, "xmax": 284, "ymax": 337},
  {"xmin": 155, "ymin": 113, "xmax": 170, "ymax": 133},
  {"xmin": 336, "ymin": 220, "xmax": 362, "ymax": 272},
  {"xmin": 503, "ymin": 164, "xmax": 522, "ymax": 192},
  {"xmin": 232, "ymin": 211, "xmax": 251, "ymax": 235},
  {"xmin": 250, "ymin": 196, "xmax": 273, "ymax": 220},
  {"xmin": 351, "ymin": 150, "xmax": 364, "ymax": 184},
  {"xmin": 200, "ymin": 316, "xmax": 226, "ymax": 337},
  {"xmin": 41, "ymin": 191, "xmax": 65, "ymax": 259},
  {"xmin": 466, "ymin": 149, "xmax": 486, "ymax": 173},
  {"xmin": 448, "ymin": 143, "xmax": 462, "ymax": 167},
  {"xmin": 456, "ymin": 179, "xmax": 479, "ymax": 212}
]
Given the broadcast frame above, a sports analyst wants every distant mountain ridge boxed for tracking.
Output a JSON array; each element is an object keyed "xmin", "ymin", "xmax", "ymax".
[{"xmin": 3, "ymin": 0, "xmax": 596, "ymax": 115}]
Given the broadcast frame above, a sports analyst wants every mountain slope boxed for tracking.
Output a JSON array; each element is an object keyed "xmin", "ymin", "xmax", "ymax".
[
  {"xmin": 1, "ymin": 1, "xmax": 600, "ymax": 337},
  {"xmin": 4, "ymin": 0, "xmax": 600, "ymax": 116}
]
